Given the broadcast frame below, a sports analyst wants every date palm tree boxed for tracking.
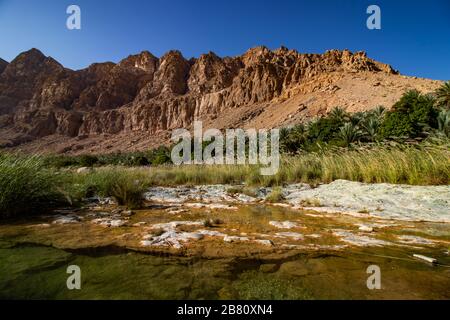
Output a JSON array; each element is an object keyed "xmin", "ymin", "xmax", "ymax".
[
  {"xmin": 361, "ymin": 117, "xmax": 380, "ymax": 142},
  {"xmin": 437, "ymin": 109, "xmax": 450, "ymax": 137},
  {"xmin": 373, "ymin": 105, "xmax": 386, "ymax": 118},
  {"xmin": 338, "ymin": 123, "xmax": 361, "ymax": 146},
  {"xmin": 329, "ymin": 107, "xmax": 348, "ymax": 121},
  {"xmin": 436, "ymin": 82, "xmax": 450, "ymax": 109}
]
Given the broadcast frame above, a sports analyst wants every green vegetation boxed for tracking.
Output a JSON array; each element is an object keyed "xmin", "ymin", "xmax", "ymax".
[
  {"xmin": 1, "ymin": 85, "xmax": 449, "ymax": 219},
  {"xmin": 380, "ymin": 90, "xmax": 437, "ymax": 139},
  {"xmin": 265, "ymin": 187, "xmax": 285, "ymax": 203},
  {"xmin": 231, "ymin": 270, "xmax": 312, "ymax": 300},
  {"xmin": 436, "ymin": 81, "xmax": 450, "ymax": 109},
  {"xmin": 71, "ymin": 168, "xmax": 148, "ymax": 209},
  {"xmin": 281, "ymin": 86, "xmax": 450, "ymax": 153},
  {"xmin": 44, "ymin": 146, "xmax": 172, "ymax": 168},
  {"xmin": 1, "ymin": 137, "xmax": 448, "ymax": 220},
  {"xmin": 226, "ymin": 186, "xmax": 258, "ymax": 197},
  {"xmin": 0, "ymin": 155, "xmax": 68, "ymax": 218}
]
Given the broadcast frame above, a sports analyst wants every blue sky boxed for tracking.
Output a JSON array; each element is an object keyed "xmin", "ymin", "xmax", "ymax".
[{"xmin": 0, "ymin": 0, "xmax": 449, "ymax": 79}]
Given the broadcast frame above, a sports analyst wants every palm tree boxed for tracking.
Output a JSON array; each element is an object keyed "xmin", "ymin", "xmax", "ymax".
[
  {"xmin": 329, "ymin": 107, "xmax": 348, "ymax": 121},
  {"xmin": 373, "ymin": 105, "xmax": 386, "ymax": 118},
  {"xmin": 350, "ymin": 112, "xmax": 364, "ymax": 126},
  {"xmin": 436, "ymin": 82, "xmax": 450, "ymax": 109},
  {"xmin": 361, "ymin": 117, "xmax": 380, "ymax": 142},
  {"xmin": 437, "ymin": 109, "xmax": 450, "ymax": 137},
  {"xmin": 338, "ymin": 123, "xmax": 361, "ymax": 146}
]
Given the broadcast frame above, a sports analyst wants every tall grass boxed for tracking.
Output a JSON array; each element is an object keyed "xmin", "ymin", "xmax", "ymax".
[
  {"xmin": 73, "ymin": 144, "xmax": 448, "ymax": 188},
  {"xmin": 1, "ymin": 143, "xmax": 448, "ymax": 219},
  {"xmin": 104, "ymin": 144, "xmax": 448, "ymax": 187},
  {"xmin": 281, "ymin": 145, "xmax": 449, "ymax": 185},
  {"xmin": 0, "ymin": 155, "xmax": 67, "ymax": 218},
  {"xmin": 70, "ymin": 169, "xmax": 148, "ymax": 209}
]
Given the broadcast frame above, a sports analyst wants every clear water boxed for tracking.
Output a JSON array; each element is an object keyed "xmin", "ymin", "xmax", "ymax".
[{"xmin": 0, "ymin": 204, "xmax": 449, "ymax": 300}]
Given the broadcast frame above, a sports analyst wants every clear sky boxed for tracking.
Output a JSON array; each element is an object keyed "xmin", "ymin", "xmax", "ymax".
[{"xmin": 0, "ymin": 0, "xmax": 449, "ymax": 80}]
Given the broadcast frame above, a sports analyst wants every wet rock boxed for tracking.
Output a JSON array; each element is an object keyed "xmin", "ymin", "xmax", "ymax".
[
  {"xmin": 305, "ymin": 234, "xmax": 321, "ymax": 239},
  {"xmin": 358, "ymin": 225, "xmax": 374, "ymax": 232},
  {"xmin": 397, "ymin": 235, "xmax": 435, "ymax": 245},
  {"xmin": 99, "ymin": 197, "xmax": 116, "ymax": 205},
  {"xmin": 332, "ymin": 230, "xmax": 391, "ymax": 247},
  {"xmin": 197, "ymin": 230, "xmax": 227, "ymax": 237},
  {"xmin": 52, "ymin": 214, "xmax": 82, "ymax": 224},
  {"xmin": 185, "ymin": 203, "xmax": 238, "ymax": 210},
  {"xmin": 254, "ymin": 239, "xmax": 274, "ymax": 246},
  {"xmin": 141, "ymin": 221, "xmax": 206, "ymax": 249},
  {"xmin": 122, "ymin": 210, "xmax": 134, "ymax": 217},
  {"xmin": 141, "ymin": 231, "xmax": 204, "ymax": 249},
  {"xmin": 91, "ymin": 218, "xmax": 126, "ymax": 228},
  {"xmin": 132, "ymin": 222, "xmax": 147, "ymax": 227},
  {"xmin": 223, "ymin": 236, "xmax": 249, "ymax": 243},
  {"xmin": 275, "ymin": 232, "xmax": 304, "ymax": 241},
  {"xmin": 269, "ymin": 221, "xmax": 298, "ymax": 229},
  {"xmin": 76, "ymin": 167, "xmax": 92, "ymax": 174}
]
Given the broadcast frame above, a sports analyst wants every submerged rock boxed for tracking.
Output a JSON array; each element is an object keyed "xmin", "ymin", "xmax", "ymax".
[
  {"xmin": 254, "ymin": 239, "xmax": 274, "ymax": 246},
  {"xmin": 141, "ymin": 231, "xmax": 204, "ymax": 249},
  {"xmin": 52, "ymin": 214, "xmax": 82, "ymax": 224},
  {"xmin": 332, "ymin": 229, "xmax": 392, "ymax": 247},
  {"xmin": 396, "ymin": 235, "xmax": 436, "ymax": 245},
  {"xmin": 269, "ymin": 221, "xmax": 298, "ymax": 229},
  {"xmin": 91, "ymin": 218, "xmax": 126, "ymax": 228},
  {"xmin": 275, "ymin": 232, "xmax": 304, "ymax": 240},
  {"xmin": 223, "ymin": 235, "xmax": 249, "ymax": 243},
  {"xmin": 358, "ymin": 225, "xmax": 374, "ymax": 232}
]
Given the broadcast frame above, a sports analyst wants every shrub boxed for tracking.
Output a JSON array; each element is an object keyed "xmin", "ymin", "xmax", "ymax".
[
  {"xmin": 306, "ymin": 116, "xmax": 344, "ymax": 144},
  {"xmin": 79, "ymin": 169, "xmax": 147, "ymax": 209},
  {"xmin": 280, "ymin": 124, "xmax": 308, "ymax": 154},
  {"xmin": 265, "ymin": 187, "xmax": 285, "ymax": 203},
  {"xmin": 226, "ymin": 186, "xmax": 258, "ymax": 197},
  {"xmin": 77, "ymin": 154, "xmax": 99, "ymax": 167},
  {"xmin": 148, "ymin": 146, "xmax": 172, "ymax": 166},
  {"xmin": 381, "ymin": 90, "xmax": 438, "ymax": 139}
]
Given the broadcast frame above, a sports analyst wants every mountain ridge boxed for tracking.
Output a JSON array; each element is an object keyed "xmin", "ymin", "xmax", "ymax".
[{"xmin": 0, "ymin": 46, "xmax": 442, "ymax": 154}]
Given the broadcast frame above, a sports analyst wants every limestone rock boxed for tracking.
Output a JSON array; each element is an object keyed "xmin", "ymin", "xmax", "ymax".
[{"xmin": 0, "ymin": 46, "xmax": 440, "ymax": 153}]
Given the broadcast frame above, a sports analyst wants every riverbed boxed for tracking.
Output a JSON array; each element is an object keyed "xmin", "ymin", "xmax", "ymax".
[{"xmin": 1, "ymin": 181, "xmax": 449, "ymax": 299}]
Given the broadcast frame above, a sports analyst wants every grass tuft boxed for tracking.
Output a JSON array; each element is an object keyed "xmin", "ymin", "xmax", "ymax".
[{"xmin": 0, "ymin": 155, "xmax": 67, "ymax": 218}]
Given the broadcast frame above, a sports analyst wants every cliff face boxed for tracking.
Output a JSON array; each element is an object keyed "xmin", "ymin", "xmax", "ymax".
[{"xmin": 0, "ymin": 46, "xmax": 442, "ymax": 153}]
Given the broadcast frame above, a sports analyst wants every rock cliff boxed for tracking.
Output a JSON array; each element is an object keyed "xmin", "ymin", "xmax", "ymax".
[{"xmin": 0, "ymin": 46, "xmax": 442, "ymax": 153}]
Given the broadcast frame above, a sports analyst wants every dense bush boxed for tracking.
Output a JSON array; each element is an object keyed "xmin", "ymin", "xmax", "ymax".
[
  {"xmin": 44, "ymin": 147, "xmax": 173, "ymax": 169},
  {"xmin": 306, "ymin": 115, "xmax": 344, "ymax": 144},
  {"xmin": 280, "ymin": 88, "xmax": 447, "ymax": 153},
  {"xmin": 380, "ymin": 90, "xmax": 438, "ymax": 139},
  {"xmin": 147, "ymin": 146, "xmax": 172, "ymax": 165}
]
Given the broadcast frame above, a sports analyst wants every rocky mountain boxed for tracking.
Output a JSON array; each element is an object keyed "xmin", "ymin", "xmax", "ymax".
[{"xmin": 0, "ymin": 46, "xmax": 442, "ymax": 154}]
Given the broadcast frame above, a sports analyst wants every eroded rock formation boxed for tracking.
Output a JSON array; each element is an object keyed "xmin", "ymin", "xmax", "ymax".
[{"xmin": 0, "ymin": 46, "xmax": 441, "ymax": 153}]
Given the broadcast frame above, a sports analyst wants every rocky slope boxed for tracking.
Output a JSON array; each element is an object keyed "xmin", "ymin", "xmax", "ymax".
[{"xmin": 0, "ymin": 46, "xmax": 442, "ymax": 154}]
